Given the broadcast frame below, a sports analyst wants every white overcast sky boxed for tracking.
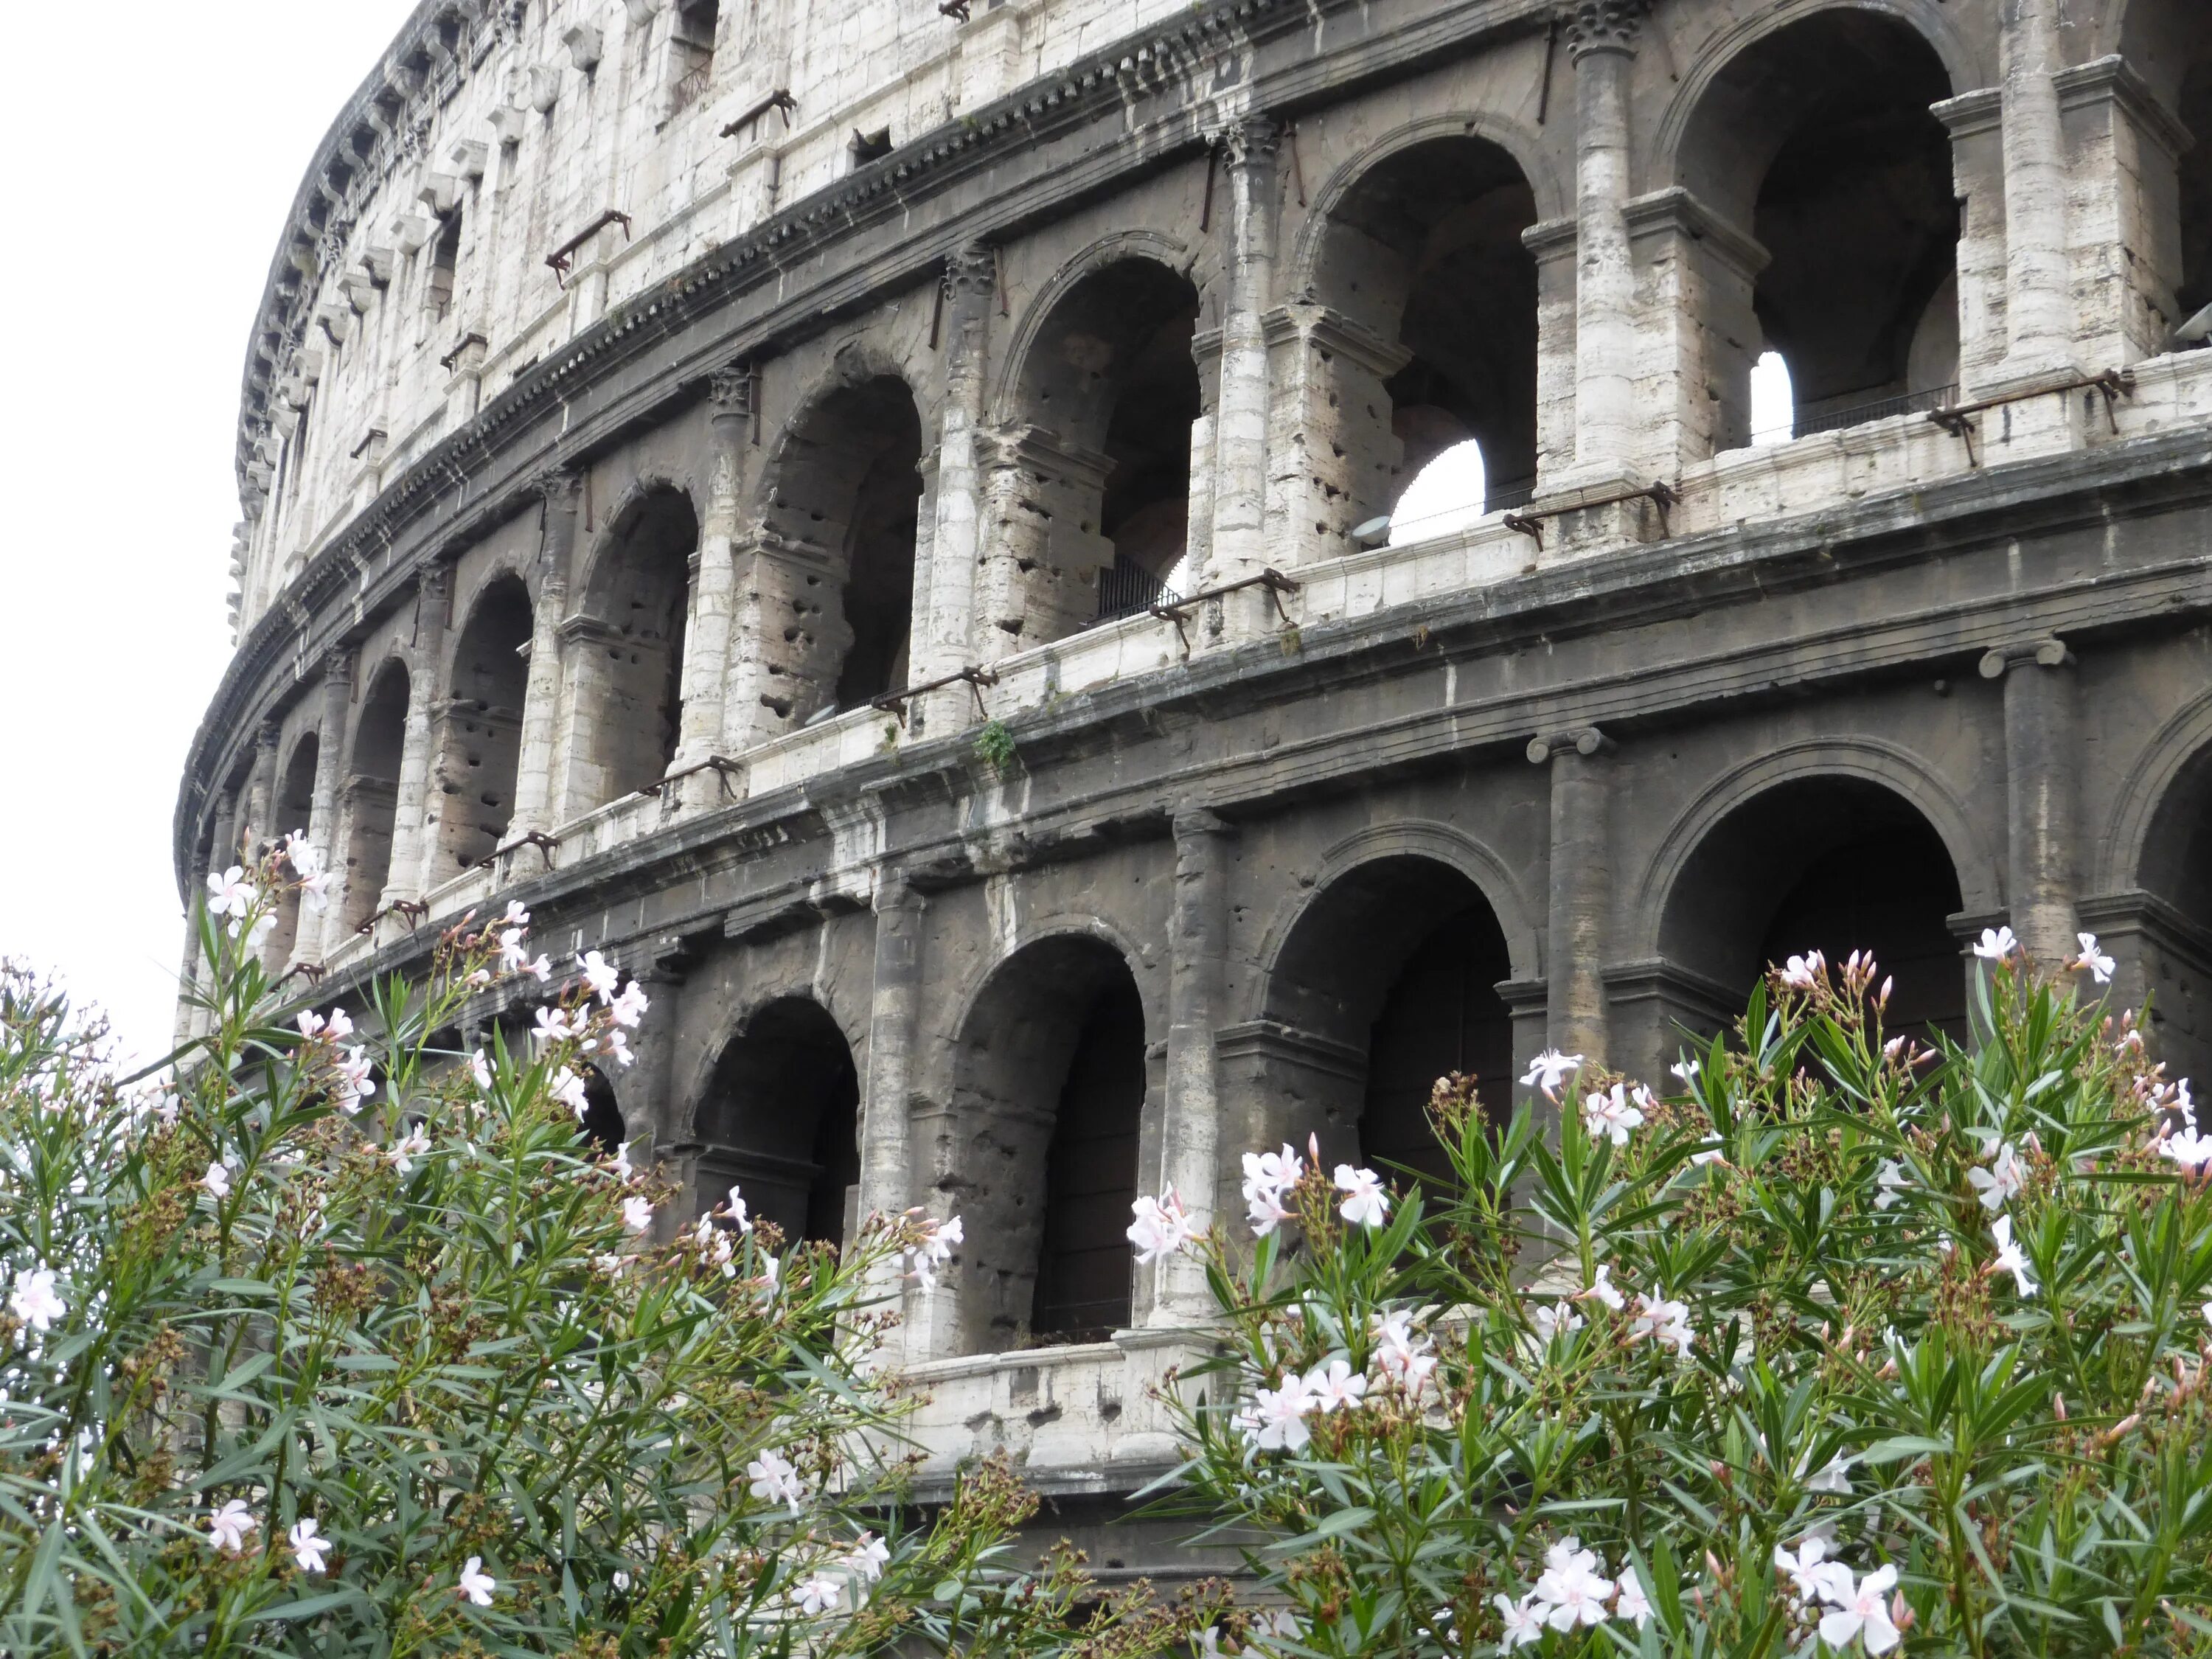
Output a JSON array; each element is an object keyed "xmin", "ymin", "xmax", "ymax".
[{"xmin": 0, "ymin": 3, "xmax": 418, "ymax": 1068}]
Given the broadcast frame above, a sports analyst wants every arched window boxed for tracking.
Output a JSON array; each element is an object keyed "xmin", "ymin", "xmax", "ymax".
[
  {"xmin": 1311, "ymin": 136, "xmax": 1539, "ymax": 545},
  {"xmin": 344, "ymin": 660, "xmax": 410, "ymax": 931},
  {"xmin": 573, "ymin": 487, "xmax": 696, "ymax": 809},
  {"xmin": 2117, "ymin": 1, "xmax": 2212, "ymax": 345},
  {"xmin": 950, "ymin": 936, "xmax": 1147, "ymax": 1349},
  {"xmin": 1680, "ymin": 14, "xmax": 1959, "ymax": 447},
  {"xmin": 698, "ymin": 998, "xmax": 861, "ymax": 1248},
  {"xmin": 265, "ymin": 734, "xmax": 321, "ymax": 966},
  {"xmin": 1262, "ymin": 857, "xmax": 1517, "ymax": 1194},
  {"xmin": 437, "ymin": 576, "xmax": 532, "ymax": 875},
  {"xmin": 757, "ymin": 375, "xmax": 925, "ymax": 722},
  {"xmin": 1002, "ymin": 260, "xmax": 1202, "ymax": 635},
  {"xmin": 1661, "ymin": 776, "xmax": 1967, "ymax": 1048}
]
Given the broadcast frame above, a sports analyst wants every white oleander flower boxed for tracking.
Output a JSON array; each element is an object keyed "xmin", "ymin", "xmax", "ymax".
[
  {"xmin": 611, "ymin": 980, "xmax": 650, "ymax": 1029},
  {"xmin": 1781, "ymin": 950, "xmax": 1824, "ymax": 989},
  {"xmin": 1496, "ymin": 1593, "xmax": 1545, "ymax": 1650},
  {"xmin": 1305, "ymin": 1357, "xmax": 1368, "ymax": 1413},
  {"xmin": 1806, "ymin": 1455, "xmax": 1854, "ymax": 1495},
  {"xmin": 1614, "ymin": 1568, "xmax": 1653, "ymax": 1629},
  {"xmin": 1967, "ymin": 1141, "xmax": 2025, "ymax": 1211},
  {"xmin": 206, "ymin": 1499, "xmax": 258, "ymax": 1555},
  {"xmin": 533, "ymin": 1006, "xmax": 577, "ymax": 1048},
  {"xmin": 469, "ymin": 1048, "xmax": 494, "ymax": 1092},
  {"xmin": 1238, "ymin": 1372, "xmax": 1318, "ymax": 1451},
  {"xmin": 201, "ymin": 1161, "xmax": 233, "ymax": 1201},
  {"xmin": 1531, "ymin": 1299, "xmax": 1584, "ymax": 1346},
  {"xmin": 458, "ymin": 1556, "xmax": 496, "ymax": 1606},
  {"xmin": 724, "ymin": 1186, "xmax": 751, "ymax": 1231},
  {"xmin": 552, "ymin": 1068, "xmax": 591, "ymax": 1120},
  {"xmin": 622, "ymin": 1195, "xmax": 653, "ymax": 1233},
  {"xmin": 902, "ymin": 1211, "xmax": 963, "ymax": 1287},
  {"xmin": 1774, "ymin": 1537, "xmax": 1849, "ymax": 1603},
  {"xmin": 843, "ymin": 1531, "xmax": 889, "ymax": 1582},
  {"xmin": 1629, "ymin": 1293, "xmax": 1693, "ymax": 1354},
  {"xmin": 1579, "ymin": 1264, "xmax": 1626, "ymax": 1312},
  {"xmin": 1583, "ymin": 1082, "xmax": 1645, "ymax": 1146},
  {"xmin": 501, "ymin": 900, "xmax": 530, "ymax": 928},
  {"xmin": 1531, "ymin": 1537, "xmax": 1614, "ymax": 1630},
  {"xmin": 794, "ymin": 1573, "xmax": 842, "ymax": 1615},
  {"xmin": 206, "ymin": 866, "xmax": 256, "ymax": 931},
  {"xmin": 577, "ymin": 949, "xmax": 620, "ymax": 1003},
  {"xmin": 1874, "ymin": 1159, "xmax": 1910, "ymax": 1210},
  {"xmin": 748, "ymin": 1450, "xmax": 806, "ymax": 1511},
  {"xmin": 1127, "ymin": 1189, "xmax": 1203, "ymax": 1264},
  {"xmin": 1991, "ymin": 1214, "xmax": 2038, "ymax": 1296},
  {"xmin": 2160, "ymin": 1124, "xmax": 2212, "ymax": 1175},
  {"xmin": 1333, "ymin": 1164, "xmax": 1390, "ymax": 1228},
  {"xmin": 288, "ymin": 1518, "xmax": 330, "ymax": 1573},
  {"xmin": 387, "ymin": 1125, "xmax": 431, "ymax": 1175},
  {"xmin": 2076, "ymin": 932, "xmax": 2115, "ymax": 984},
  {"xmin": 1817, "ymin": 1564, "xmax": 1901, "ymax": 1654},
  {"xmin": 1369, "ymin": 1309, "xmax": 1438, "ymax": 1391},
  {"xmin": 1973, "ymin": 926, "xmax": 2018, "ymax": 961},
  {"xmin": 10, "ymin": 1268, "xmax": 64, "ymax": 1332},
  {"xmin": 1521, "ymin": 1048, "xmax": 1583, "ymax": 1099}
]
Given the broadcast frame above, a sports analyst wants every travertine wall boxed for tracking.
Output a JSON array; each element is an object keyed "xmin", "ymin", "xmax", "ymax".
[{"xmin": 186, "ymin": 0, "xmax": 2212, "ymax": 1561}]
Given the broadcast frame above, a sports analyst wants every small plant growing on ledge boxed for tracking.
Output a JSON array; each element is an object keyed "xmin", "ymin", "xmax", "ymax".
[
  {"xmin": 973, "ymin": 718, "xmax": 1018, "ymax": 772},
  {"xmin": 0, "ymin": 848, "xmax": 1211, "ymax": 1656}
]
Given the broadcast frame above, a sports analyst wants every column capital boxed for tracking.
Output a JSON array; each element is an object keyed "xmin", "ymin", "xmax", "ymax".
[
  {"xmin": 1562, "ymin": 0, "xmax": 1649, "ymax": 60},
  {"xmin": 942, "ymin": 241, "xmax": 998, "ymax": 302},
  {"xmin": 707, "ymin": 361, "xmax": 759, "ymax": 420},
  {"xmin": 1978, "ymin": 638, "xmax": 2073, "ymax": 678},
  {"xmin": 255, "ymin": 717, "xmax": 283, "ymax": 753},
  {"xmin": 874, "ymin": 867, "xmax": 925, "ymax": 914},
  {"xmin": 1172, "ymin": 805, "xmax": 1236, "ymax": 841},
  {"xmin": 1214, "ymin": 114, "xmax": 1281, "ymax": 168},
  {"xmin": 1526, "ymin": 726, "xmax": 1612, "ymax": 763},
  {"xmin": 324, "ymin": 645, "xmax": 357, "ymax": 690},
  {"xmin": 526, "ymin": 465, "xmax": 585, "ymax": 509}
]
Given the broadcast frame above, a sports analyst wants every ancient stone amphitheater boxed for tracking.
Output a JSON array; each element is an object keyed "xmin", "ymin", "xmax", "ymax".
[{"xmin": 178, "ymin": 0, "xmax": 2212, "ymax": 1572}]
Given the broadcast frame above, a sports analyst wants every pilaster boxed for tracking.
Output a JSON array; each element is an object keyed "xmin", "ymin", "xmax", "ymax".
[
  {"xmin": 671, "ymin": 366, "xmax": 754, "ymax": 792},
  {"xmin": 1530, "ymin": 726, "xmax": 1613, "ymax": 1065},
  {"xmin": 1205, "ymin": 116, "xmax": 1282, "ymax": 601},
  {"xmin": 387, "ymin": 563, "xmax": 451, "ymax": 911},
  {"xmin": 509, "ymin": 469, "xmax": 582, "ymax": 838},
  {"xmin": 1983, "ymin": 639, "xmax": 2080, "ymax": 965},
  {"xmin": 1997, "ymin": 0, "xmax": 2079, "ymax": 382},
  {"xmin": 304, "ymin": 651, "xmax": 354, "ymax": 964},
  {"xmin": 921, "ymin": 244, "xmax": 998, "ymax": 687},
  {"xmin": 1154, "ymin": 807, "xmax": 1236, "ymax": 1325},
  {"xmin": 1563, "ymin": 1, "xmax": 1646, "ymax": 484}
]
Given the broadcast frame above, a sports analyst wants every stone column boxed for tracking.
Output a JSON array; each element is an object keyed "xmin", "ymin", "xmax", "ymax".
[
  {"xmin": 241, "ymin": 720, "xmax": 281, "ymax": 856},
  {"xmin": 919, "ymin": 245, "xmax": 996, "ymax": 689},
  {"xmin": 1983, "ymin": 639, "xmax": 2079, "ymax": 965},
  {"xmin": 302, "ymin": 651, "xmax": 352, "ymax": 963},
  {"xmin": 386, "ymin": 564, "xmax": 451, "ymax": 911},
  {"xmin": 623, "ymin": 957, "xmax": 688, "ymax": 1157},
  {"xmin": 1205, "ymin": 116, "xmax": 1281, "ymax": 594},
  {"xmin": 1155, "ymin": 807, "xmax": 1234, "ymax": 1324},
  {"xmin": 672, "ymin": 368, "xmax": 752, "ymax": 789},
  {"xmin": 1530, "ymin": 727, "xmax": 1613, "ymax": 1065},
  {"xmin": 860, "ymin": 874, "xmax": 928, "ymax": 1358},
  {"xmin": 509, "ymin": 470, "xmax": 582, "ymax": 838},
  {"xmin": 1998, "ymin": 0, "xmax": 2076, "ymax": 379},
  {"xmin": 1563, "ymin": 1, "xmax": 1646, "ymax": 482}
]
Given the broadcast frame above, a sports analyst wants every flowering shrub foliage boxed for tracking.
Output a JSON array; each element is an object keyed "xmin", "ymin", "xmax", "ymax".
[
  {"xmin": 1150, "ymin": 942, "xmax": 2212, "ymax": 1658},
  {"xmin": 0, "ymin": 849, "xmax": 1196, "ymax": 1656}
]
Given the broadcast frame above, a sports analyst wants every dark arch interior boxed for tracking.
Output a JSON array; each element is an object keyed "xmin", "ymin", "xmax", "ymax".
[
  {"xmin": 698, "ymin": 998, "xmax": 861, "ymax": 1249},
  {"xmin": 584, "ymin": 488, "xmax": 696, "ymax": 802},
  {"xmin": 265, "ymin": 734, "xmax": 321, "ymax": 962},
  {"xmin": 2119, "ymin": 1, "xmax": 2212, "ymax": 325},
  {"xmin": 579, "ymin": 1068, "xmax": 626, "ymax": 1156},
  {"xmin": 344, "ymin": 661, "xmax": 411, "ymax": 930},
  {"xmin": 762, "ymin": 374, "xmax": 923, "ymax": 716},
  {"xmin": 1266, "ymin": 856, "xmax": 1514, "ymax": 1189},
  {"xmin": 1663, "ymin": 776, "xmax": 1966, "ymax": 1046},
  {"xmin": 1313, "ymin": 136, "xmax": 1538, "ymax": 520},
  {"xmin": 1681, "ymin": 13, "xmax": 1959, "ymax": 439},
  {"xmin": 953, "ymin": 936, "xmax": 1146, "ymax": 1349},
  {"xmin": 439, "ymin": 576, "xmax": 532, "ymax": 874},
  {"xmin": 1016, "ymin": 259, "xmax": 1201, "ymax": 626}
]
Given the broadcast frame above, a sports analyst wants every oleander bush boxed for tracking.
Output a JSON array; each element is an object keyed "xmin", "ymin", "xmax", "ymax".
[
  {"xmin": 1148, "ymin": 937, "xmax": 2212, "ymax": 1659},
  {"xmin": 0, "ymin": 848, "xmax": 1214, "ymax": 1657}
]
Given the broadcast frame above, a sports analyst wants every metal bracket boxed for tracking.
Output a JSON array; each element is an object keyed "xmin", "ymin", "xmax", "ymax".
[
  {"xmin": 546, "ymin": 210, "xmax": 633, "ymax": 287},
  {"xmin": 1503, "ymin": 481, "xmax": 1679, "ymax": 552},
  {"xmin": 1148, "ymin": 568, "xmax": 1302, "ymax": 654},
  {"xmin": 355, "ymin": 897, "xmax": 429, "ymax": 936},
  {"xmin": 720, "ymin": 89, "xmax": 796, "ymax": 139},
  {"xmin": 476, "ymin": 830, "xmax": 560, "ymax": 872},
  {"xmin": 641, "ymin": 755, "xmax": 745, "ymax": 800},
  {"xmin": 871, "ymin": 666, "xmax": 1001, "ymax": 726}
]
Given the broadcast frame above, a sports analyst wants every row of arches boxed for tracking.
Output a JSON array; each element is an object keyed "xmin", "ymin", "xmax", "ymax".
[{"xmin": 658, "ymin": 767, "xmax": 1983, "ymax": 1355}]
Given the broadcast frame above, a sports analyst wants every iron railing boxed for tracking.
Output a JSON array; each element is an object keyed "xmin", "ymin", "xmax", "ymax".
[{"xmin": 1095, "ymin": 558, "xmax": 1182, "ymax": 622}]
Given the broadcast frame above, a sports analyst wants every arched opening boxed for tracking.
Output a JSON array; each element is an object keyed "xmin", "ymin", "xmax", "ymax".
[
  {"xmin": 1262, "ymin": 856, "xmax": 1516, "ymax": 1192},
  {"xmin": 2118, "ymin": 1, "xmax": 2212, "ymax": 341},
  {"xmin": 265, "ymin": 734, "xmax": 320, "ymax": 965},
  {"xmin": 949, "ymin": 936, "xmax": 1147, "ymax": 1349},
  {"xmin": 579, "ymin": 1068, "xmax": 626, "ymax": 1157},
  {"xmin": 344, "ymin": 659, "xmax": 410, "ymax": 931},
  {"xmin": 577, "ymin": 487, "xmax": 696, "ymax": 807},
  {"xmin": 437, "ymin": 575, "xmax": 532, "ymax": 876},
  {"xmin": 697, "ymin": 998, "xmax": 861, "ymax": 1248},
  {"xmin": 2123, "ymin": 728, "xmax": 2212, "ymax": 1082},
  {"xmin": 1660, "ymin": 776, "xmax": 1966, "ymax": 1047},
  {"xmin": 758, "ymin": 374, "xmax": 923, "ymax": 723},
  {"xmin": 1004, "ymin": 259, "xmax": 1202, "ymax": 633},
  {"xmin": 1680, "ymin": 13, "xmax": 1959, "ymax": 446},
  {"xmin": 1312, "ymin": 136, "xmax": 1539, "ymax": 543}
]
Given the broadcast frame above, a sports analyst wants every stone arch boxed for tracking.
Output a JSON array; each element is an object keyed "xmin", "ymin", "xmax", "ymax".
[
  {"xmin": 990, "ymin": 230, "xmax": 1196, "ymax": 422},
  {"xmin": 939, "ymin": 926, "xmax": 1151, "ymax": 1352},
  {"xmin": 752, "ymin": 354, "xmax": 925, "ymax": 720},
  {"xmin": 987, "ymin": 249, "xmax": 1203, "ymax": 638},
  {"xmin": 1661, "ymin": 1, "xmax": 1964, "ymax": 449},
  {"xmin": 1284, "ymin": 122, "xmax": 1545, "ymax": 553},
  {"xmin": 1248, "ymin": 835, "xmax": 1531, "ymax": 1189},
  {"xmin": 2103, "ymin": 682, "xmax": 2212, "ymax": 897},
  {"xmin": 264, "ymin": 729, "xmax": 322, "ymax": 965},
  {"xmin": 1646, "ymin": 751, "xmax": 1980, "ymax": 1047},
  {"xmin": 341, "ymin": 655, "xmax": 410, "ymax": 931},
  {"xmin": 434, "ymin": 573, "xmax": 533, "ymax": 876},
  {"xmin": 692, "ymin": 993, "xmax": 863, "ymax": 1248},
  {"xmin": 566, "ymin": 481, "xmax": 700, "ymax": 809}
]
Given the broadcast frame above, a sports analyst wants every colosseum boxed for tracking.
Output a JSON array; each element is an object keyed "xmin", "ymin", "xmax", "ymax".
[{"xmin": 179, "ymin": 0, "xmax": 2212, "ymax": 1574}]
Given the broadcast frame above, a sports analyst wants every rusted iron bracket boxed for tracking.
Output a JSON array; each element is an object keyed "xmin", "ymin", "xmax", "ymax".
[
  {"xmin": 872, "ymin": 666, "xmax": 1000, "ymax": 726},
  {"xmin": 476, "ymin": 830, "xmax": 560, "ymax": 872},
  {"xmin": 1503, "ymin": 481, "xmax": 1679, "ymax": 552},
  {"xmin": 1150, "ymin": 567, "xmax": 1301, "ymax": 653},
  {"xmin": 271, "ymin": 960, "xmax": 329, "ymax": 991},
  {"xmin": 355, "ymin": 898, "xmax": 428, "ymax": 936},
  {"xmin": 640, "ymin": 755, "xmax": 745, "ymax": 799},
  {"xmin": 438, "ymin": 331, "xmax": 488, "ymax": 372},
  {"xmin": 546, "ymin": 210, "xmax": 632, "ymax": 286},
  {"xmin": 720, "ymin": 89, "xmax": 796, "ymax": 139},
  {"xmin": 1924, "ymin": 369, "xmax": 2135, "ymax": 467}
]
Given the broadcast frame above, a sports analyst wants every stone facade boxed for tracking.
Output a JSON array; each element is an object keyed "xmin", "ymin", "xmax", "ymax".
[{"xmin": 182, "ymin": 0, "xmax": 2212, "ymax": 1578}]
